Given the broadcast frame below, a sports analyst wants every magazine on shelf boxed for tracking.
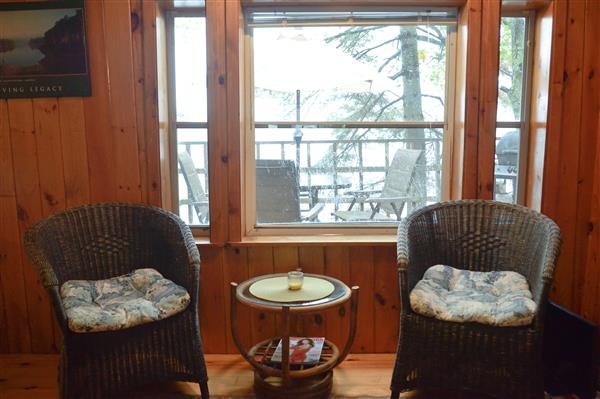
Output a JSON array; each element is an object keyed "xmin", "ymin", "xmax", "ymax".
[{"xmin": 271, "ymin": 337, "xmax": 325, "ymax": 364}]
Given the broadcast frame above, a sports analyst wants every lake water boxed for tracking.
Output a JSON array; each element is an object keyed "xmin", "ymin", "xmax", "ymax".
[{"xmin": 0, "ymin": 39, "xmax": 44, "ymax": 67}]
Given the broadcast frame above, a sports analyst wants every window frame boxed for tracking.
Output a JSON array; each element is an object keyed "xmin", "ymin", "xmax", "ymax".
[
  {"xmin": 165, "ymin": 9, "xmax": 210, "ymax": 236},
  {"xmin": 495, "ymin": 10, "xmax": 535, "ymax": 205},
  {"xmin": 241, "ymin": 7, "xmax": 459, "ymax": 237}
]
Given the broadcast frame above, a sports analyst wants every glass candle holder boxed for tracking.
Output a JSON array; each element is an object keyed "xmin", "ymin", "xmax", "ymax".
[{"xmin": 287, "ymin": 271, "xmax": 304, "ymax": 290}]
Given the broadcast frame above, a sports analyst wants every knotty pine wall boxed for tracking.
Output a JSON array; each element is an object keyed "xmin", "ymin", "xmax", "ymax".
[{"xmin": 0, "ymin": 0, "xmax": 599, "ymax": 355}]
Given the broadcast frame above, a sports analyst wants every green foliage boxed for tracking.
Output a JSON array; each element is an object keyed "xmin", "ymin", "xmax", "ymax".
[{"xmin": 498, "ymin": 17, "xmax": 526, "ymax": 119}]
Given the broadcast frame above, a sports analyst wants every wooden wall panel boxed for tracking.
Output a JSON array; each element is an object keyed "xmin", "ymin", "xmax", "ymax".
[
  {"xmin": 223, "ymin": 246, "xmax": 250, "ymax": 352},
  {"xmin": 8, "ymin": 100, "xmax": 57, "ymax": 353},
  {"xmin": 33, "ymin": 99, "xmax": 66, "ymax": 216},
  {"xmin": 102, "ymin": 0, "xmax": 143, "ymax": 203},
  {"xmin": 581, "ymin": 116, "xmax": 600, "ymax": 323},
  {"xmin": 198, "ymin": 246, "xmax": 228, "ymax": 353},
  {"xmin": 0, "ymin": 260, "xmax": 7, "ymax": 353},
  {"xmin": 323, "ymin": 247, "xmax": 351, "ymax": 351},
  {"xmin": 0, "ymin": 101, "xmax": 15, "ymax": 197},
  {"xmin": 349, "ymin": 247, "xmax": 375, "ymax": 353},
  {"xmin": 542, "ymin": 0, "xmax": 588, "ymax": 309},
  {"xmin": 83, "ymin": 0, "xmax": 118, "ymax": 202},
  {"xmin": 206, "ymin": 0, "xmax": 229, "ymax": 243},
  {"xmin": 0, "ymin": 197, "xmax": 31, "ymax": 353},
  {"xmin": 247, "ymin": 247, "xmax": 277, "ymax": 345},
  {"xmin": 572, "ymin": 0, "xmax": 600, "ymax": 312},
  {"xmin": 476, "ymin": 0, "xmax": 501, "ymax": 199},
  {"xmin": 374, "ymin": 247, "xmax": 400, "ymax": 353},
  {"xmin": 459, "ymin": 0, "xmax": 482, "ymax": 199},
  {"xmin": 141, "ymin": 0, "xmax": 163, "ymax": 207},
  {"xmin": 225, "ymin": 0, "xmax": 244, "ymax": 241},
  {"xmin": 299, "ymin": 247, "xmax": 326, "ymax": 336},
  {"xmin": 58, "ymin": 99, "xmax": 90, "ymax": 208},
  {"xmin": 131, "ymin": 0, "xmax": 150, "ymax": 205}
]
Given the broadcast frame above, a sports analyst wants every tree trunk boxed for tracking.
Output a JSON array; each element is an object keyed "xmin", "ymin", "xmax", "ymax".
[
  {"xmin": 399, "ymin": 26, "xmax": 426, "ymax": 203},
  {"xmin": 509, "ymin": 18, "xmax": 525, "ymax": 118}
]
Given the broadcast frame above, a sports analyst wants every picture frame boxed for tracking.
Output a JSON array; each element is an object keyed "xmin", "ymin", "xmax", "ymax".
[{"xmin": 0, "ymin": 0, "xmax": 91, "ymax": 99}]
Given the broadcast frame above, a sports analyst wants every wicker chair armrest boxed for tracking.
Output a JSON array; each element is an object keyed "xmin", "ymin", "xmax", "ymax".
[
  {"xmin": 160, "ymin": 215, "xmax": 201, "ymax": 302},
  {"xmin": 398, "ymin": 268, "xmax": 411, "ymax": 315},
  {"xmin": 529, "ymin": 231, "xmax": 561, "ymax": 328},
  {"xmin": 396, "ymin": 221, "xmax": 409, "ymax": 270},
  {"xmin": 48, "ymin": 285, "xmax": 69, "ymax": 332},
  {"xmin": 24, "ymin": 228, "xmax": 59, "ymax": 288},
  {"xmin": 23, "ymin": 230, "xmax": 69, "ymax": 331}
]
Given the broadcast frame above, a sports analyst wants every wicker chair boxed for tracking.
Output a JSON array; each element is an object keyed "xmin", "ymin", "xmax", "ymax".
[
  {"xmin": 391, "ymin": 200, "xmax": 561, "ymax": 399},
  {"xmin": 24, "ymin": 203, "xmax": 209, "ymax": 399}
]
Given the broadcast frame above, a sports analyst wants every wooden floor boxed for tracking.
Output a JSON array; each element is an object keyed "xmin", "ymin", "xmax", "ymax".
[{"xmin": 0, "ymin": 353, "xmax": 584, "ymax": 398}]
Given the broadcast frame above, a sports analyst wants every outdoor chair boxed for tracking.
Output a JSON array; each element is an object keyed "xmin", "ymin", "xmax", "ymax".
[
  {"xmin": 24, "ymin": 203, "xmax": 209, "ymax": 399},
  {"xmin": 391, "ymin": 200, "xmax": 561, "ymax": 399},
  {"xmin": 179, "ymin": 151, "xmax": 209, "ymax": 224},
  {"xmin": 256, "ymin": 159, "xmax": 324, "ymax": 223},
  {"xmin": 333, "ymin": 148, "xmax": 422, "ymax": 221}
]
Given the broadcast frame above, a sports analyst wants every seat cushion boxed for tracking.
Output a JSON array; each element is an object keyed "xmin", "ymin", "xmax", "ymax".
[
  {"xmin": 60, "ymin": 268, "xmax": 190, "ymax": 333},
  {"xmin": 409, "ymin": 265, "xmax": 537, "ymax": 327}
]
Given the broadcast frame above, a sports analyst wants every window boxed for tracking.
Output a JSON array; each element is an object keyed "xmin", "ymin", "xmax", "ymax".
[
  {"xmin": 166, "ymin": 11, "xmax": 209, "ymax": 227},
  {"xmin": 494, "ymin": 13, "xmax": 533, "ymax": 204},
  {"xmin": 245, "ymin": 9, "xmax": 457, "ymax": 229}
]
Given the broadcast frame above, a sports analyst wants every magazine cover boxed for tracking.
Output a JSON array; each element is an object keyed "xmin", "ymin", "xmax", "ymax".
[{"xmin": 271, "ymin": 337, "xmax": 325, "ymax": 364}]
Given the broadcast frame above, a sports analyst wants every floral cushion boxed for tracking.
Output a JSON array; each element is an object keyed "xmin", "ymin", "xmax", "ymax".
[
  {"xmin": 409, "ymin": 265, "xmax": 537, "ymax": 327},
  {"xmin": 60, "ymin": 268, "xmax": 190, "ymax": 333}
]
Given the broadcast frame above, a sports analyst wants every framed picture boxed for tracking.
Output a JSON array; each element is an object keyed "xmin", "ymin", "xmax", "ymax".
[{"xmin": 0, "ymin": 0, "xmax": 90, "ymax": 98}]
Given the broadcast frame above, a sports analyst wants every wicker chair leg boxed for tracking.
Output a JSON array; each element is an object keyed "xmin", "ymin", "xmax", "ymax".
[
  {"xmin": 199, "ymin": 381, "xmax": 210, "ymax": 398},
  {"xmin": 390, "ymin": 390, "xmax": 400, "ymax": 399}
]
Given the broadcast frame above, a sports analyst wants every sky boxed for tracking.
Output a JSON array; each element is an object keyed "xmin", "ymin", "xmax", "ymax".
[{"xmin": 0, "ymin": 8, "xmax": 77, "ymax": 40}]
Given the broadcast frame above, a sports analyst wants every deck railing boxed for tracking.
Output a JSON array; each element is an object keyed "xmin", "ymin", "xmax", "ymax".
[{"xmin": 178, "ymin": 137, "xmax": 444, "ymax": 224}]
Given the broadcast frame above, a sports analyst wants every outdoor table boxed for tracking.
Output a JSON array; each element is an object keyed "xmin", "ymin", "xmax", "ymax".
[{"xmin": 299, "ymin": 183, "xmax": 352, "ymax": 207}]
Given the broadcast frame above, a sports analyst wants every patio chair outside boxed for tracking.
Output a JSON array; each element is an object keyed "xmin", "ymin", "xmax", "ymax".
[
  {"xmin": 178, "ymin": 151, "xmax": 209, "ymax": 224},
  {"xmin": 256, "ymin": 159, "xmax": 324, "ymax": 223},
  {"xmin": 333, "ymin": 148, "xmax": 423, "ymax": 221}
]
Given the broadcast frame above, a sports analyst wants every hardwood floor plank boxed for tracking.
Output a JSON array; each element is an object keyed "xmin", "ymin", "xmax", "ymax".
[{"xmin": 0, "ymin": 354, "xmax": 585, "ymax": 398}]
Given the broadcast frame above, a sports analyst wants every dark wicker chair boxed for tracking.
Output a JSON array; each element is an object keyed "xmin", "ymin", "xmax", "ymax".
[
  {"xmin": 391, "ymin": 200, "xmax": 561, "ymax": 399},
  {"xmin": 24, "ymin": 203, "xmax": 209, "ymax": 399}
]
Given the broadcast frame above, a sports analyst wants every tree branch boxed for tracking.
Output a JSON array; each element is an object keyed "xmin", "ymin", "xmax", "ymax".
[
  {"xmin": 325, "ymin": 27, "xmax": 382, "ymax": 44},
  {"xmin": 355, "ymin": 37, "xmax": 400, "ymax": 60},
  {"xmin": 416, "ymin": 35, "xmax": 444, "ymax": 47},
  {"xmin": 379, "ymin": 48, "xmax": 403, "ymax": 73},
  {"xmin": 421, "ymin": 94, "xmax": 444, "ymax": 106}
]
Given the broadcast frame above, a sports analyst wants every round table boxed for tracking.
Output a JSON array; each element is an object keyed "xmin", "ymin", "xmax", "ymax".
[{"xmin": 230, "ymin": 273, "xmax": 359, "ymax": 399}]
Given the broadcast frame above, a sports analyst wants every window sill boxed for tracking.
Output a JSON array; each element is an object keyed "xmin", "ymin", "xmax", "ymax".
[{"xmin": 232, "ymin": 234, "xmax": 396, "ymax": 246}]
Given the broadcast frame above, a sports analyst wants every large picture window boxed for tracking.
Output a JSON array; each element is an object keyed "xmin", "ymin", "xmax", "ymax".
[{"xmin": 245, "ymin": 9, "xmax": 457, "ymax": 229}]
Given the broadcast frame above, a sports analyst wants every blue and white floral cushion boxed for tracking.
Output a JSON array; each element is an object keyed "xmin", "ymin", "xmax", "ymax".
[
  {"xmin": 409, "ymin": 265, "xmax": 537, "ymax": 327},
  {"xmin": 60, "ymin": 268, "xmax": 190, "ymax": 333}
]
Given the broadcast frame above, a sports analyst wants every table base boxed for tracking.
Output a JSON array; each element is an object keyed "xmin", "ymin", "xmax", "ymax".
[{"xmin": 253, "ymin": 370, "xmax": 333, "ymax": 399}]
